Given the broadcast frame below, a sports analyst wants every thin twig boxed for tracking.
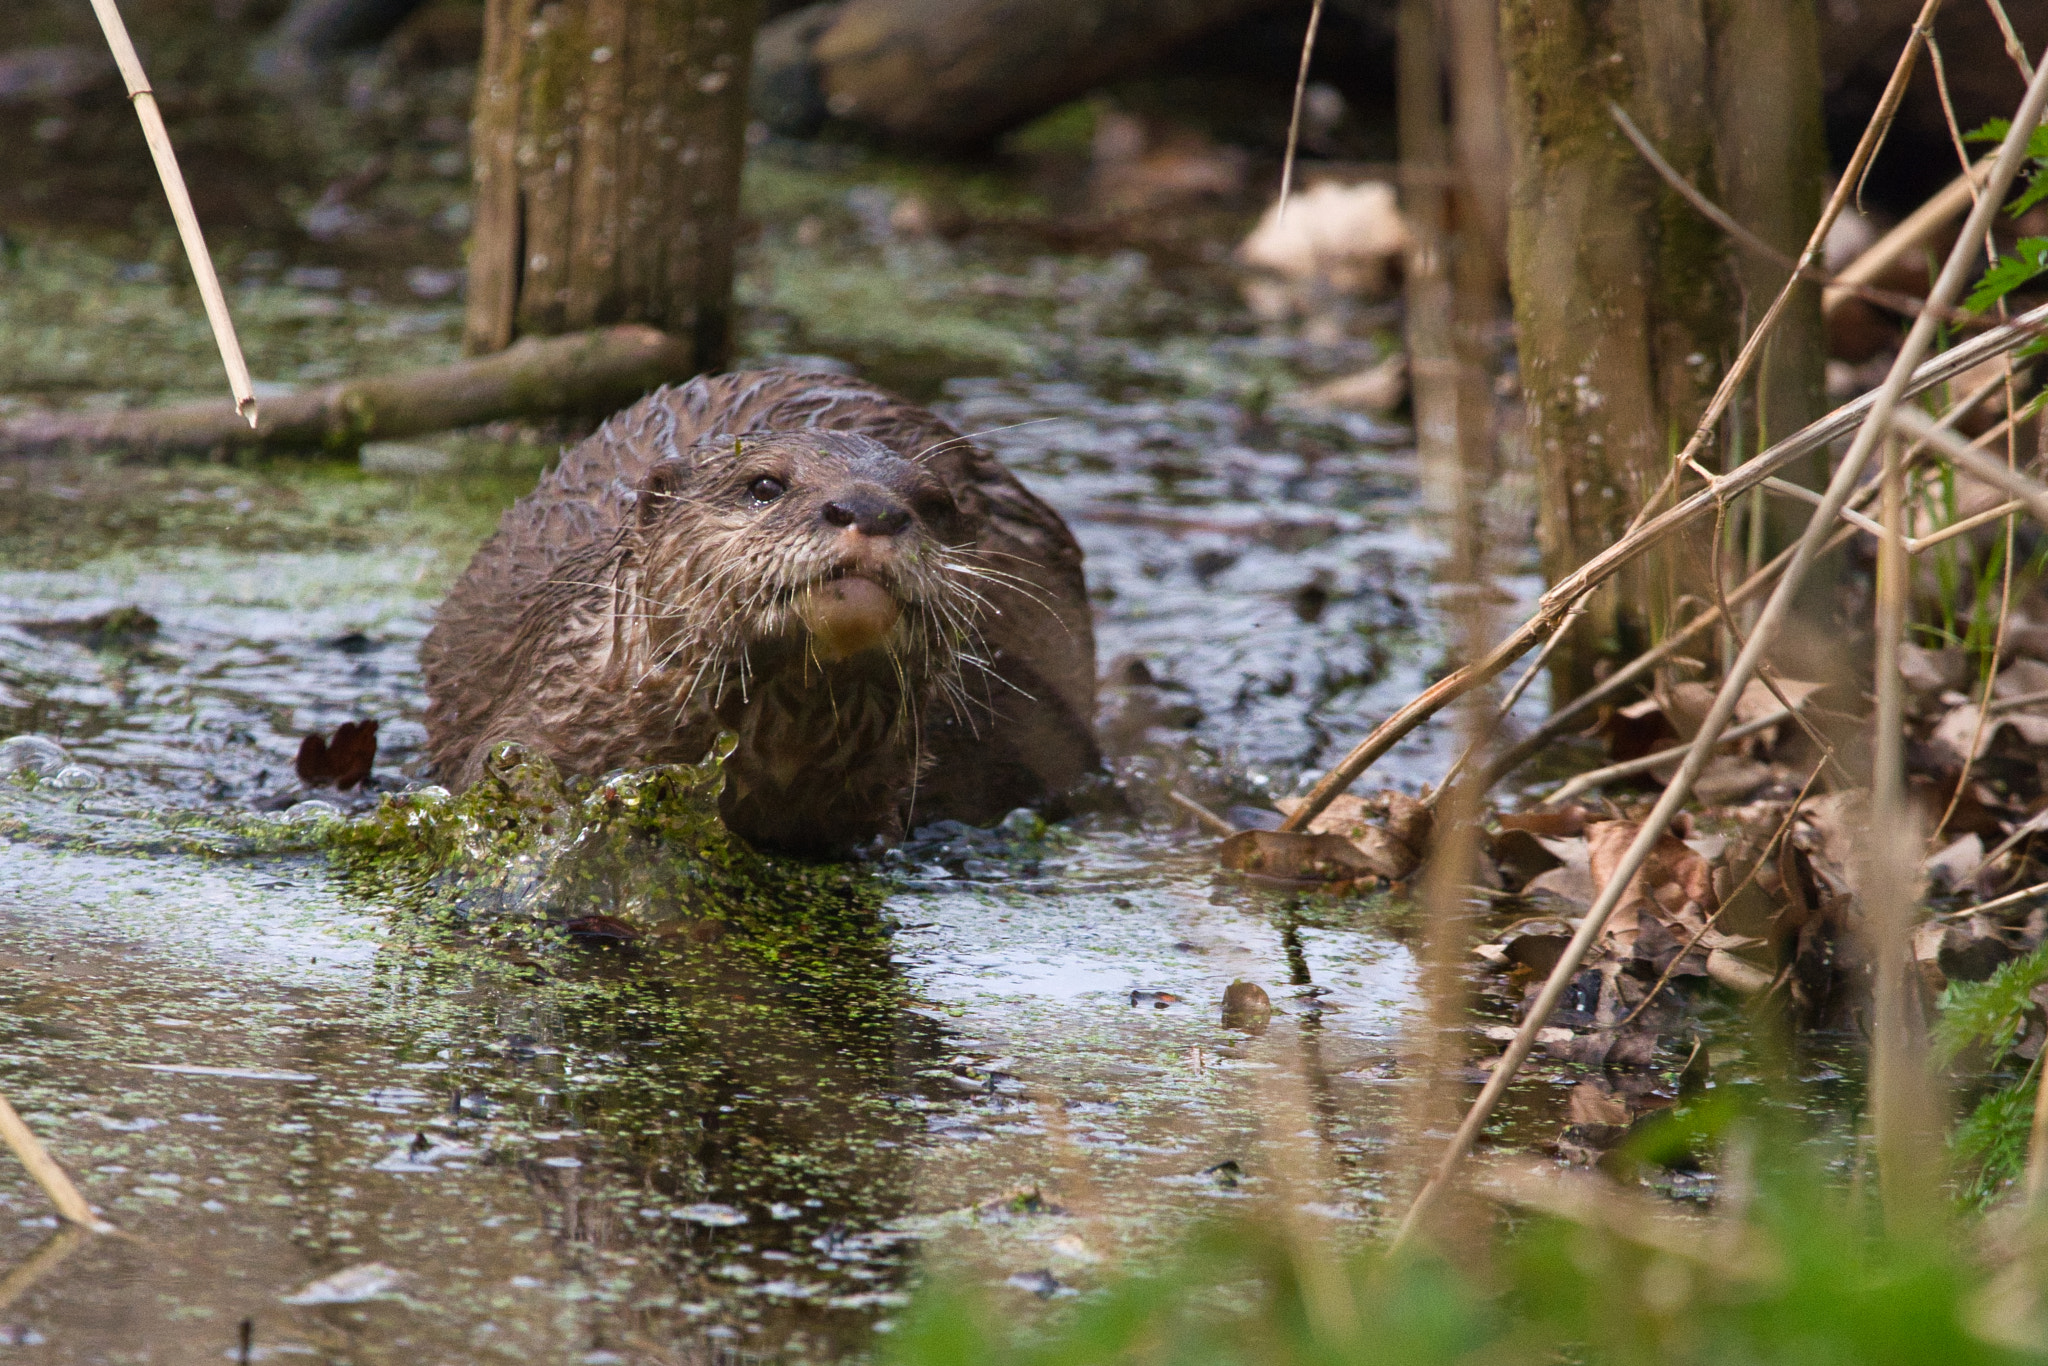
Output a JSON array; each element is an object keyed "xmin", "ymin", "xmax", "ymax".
[
  {"xmin": 1289, "ymin": 0, "xmax": 1967, "ymax": 834},
  {"xmin": 1390, "ymin": 55, "xmax": 2048, "ymax": 1250},
  {"xmin": 1537, "ymin": 705, "xmax": 1798, "ymax": 809},
  {"xmin": 86, "ymin": 0, "xmax": 257, "ymax": 425},
  {"xmin": 1168, "ymin": 789, "xmax": 1237, "ymax": 836},
  {"xmin": 1427, "ymin": 599, "xmax": 1584, "ymax": 808},
  {"xmin": 1890, "ymin": 407, "xmax": 2048, "ymax": 526},
  {"xmin": 0, "ymin": 1092, "xmax": 110, "ymax": 1233},
  {"xmin": 1982, "ymin": 0, "xmax": 2036, "ymax": 82},
  {"xmin": 1608, "ymin": 102, "xmax": 1982, "ymax": 329},
  {"xmin": 1829, "ymin": 156, "xmax": 1996, "ymax": 319},
  {"xmin": 1940, "ymin": 878, "xmax": 2048, "ymax": 919},
  {"xmin": 1615, "ymin": 760, "xmax": 1826, "ymax": 1032},
  {"xmin": 1277, "ymin": 0, "xmax": 1329, "ymax": 217},
  {"xmin": 1281, "ymin": 299, "xmax": 2048, "ymax": 833}
]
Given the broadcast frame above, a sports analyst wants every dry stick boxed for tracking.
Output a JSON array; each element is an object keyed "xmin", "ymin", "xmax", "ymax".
[
  {"xmin": 1609, "ymin": 102, "xmax": 1984, "ymax": 330},
  {"xmin": 1282, "ymin": 0, "xmax": 1957, "ymax": 836},
  {"xmin": 0, "ymin": 1092, "xmax": 110, "ymax": 1233},
  {"xmin": 0, "ymin": 1225, "xmax": 90, "ymax": 1314},
  {"xmin": 1389, "ymin": 60, "xmax": 2048, "ymax": 1251},
  {"xmin": 1283, "ymin": 303, "xmax": 2048, "ymax": 835},
  {"xmin": 1476, "ymin": 359, "xmax": 2011, "ymax": 792},
  {"xmin": 1828, "ymin": 156, "xmax": 1994, "ymax": 321},
  {"xmin": 1536, "ymin": 705, "xmax": 1797, "ymax": 809},
  {"xmin": 1982, "ymin": 0, "xmax": 2036, "ymax": 82},
  {"xmin": 1946, "ymin": 878, "xmax": 2048, "ymax": 919},
  {"xmin": 1892, "ymin": 406, "xmax": 2048, "ymax": 523},
  {"xmin": 1870, "ymin": 422, "xmax": 1934, "ymax": 1231},
  {"xmin": 86, "ymin": 0, "xmax": 256, "ymax": 426},
  {"xmin": 0, "ymin": 325, "xmax": 690, "ymax": 458},
  {"xmin": 1168, "ymin": 789, "xmax": 1236, "ymax": 836},
  {"xmin": 1426, "ymin": 600, "xmax": 1583, "ymax": 807},
  {"xmin": 1275, "ymin": 0, "xmax": 1329, "ymax": 216}
]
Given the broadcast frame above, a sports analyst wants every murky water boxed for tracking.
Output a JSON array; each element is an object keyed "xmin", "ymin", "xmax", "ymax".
[{"xmin": 0, "ymin": 145, "xmax": 1838, "ymax": 1363}]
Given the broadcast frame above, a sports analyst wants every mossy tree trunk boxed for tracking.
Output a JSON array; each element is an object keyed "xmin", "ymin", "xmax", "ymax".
[
  {"xmin": 1502, "ymin": 0, "xmax": 1824, "ymax": 697},
  {"xmin": 464, "ymin": 0, "xmax": 762, "ymax": 367}
]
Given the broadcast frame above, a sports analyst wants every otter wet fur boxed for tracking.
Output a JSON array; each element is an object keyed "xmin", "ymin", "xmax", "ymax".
[{"xmin": 422, "ymin": 370, "xmax": 1100, "ymax": 855}]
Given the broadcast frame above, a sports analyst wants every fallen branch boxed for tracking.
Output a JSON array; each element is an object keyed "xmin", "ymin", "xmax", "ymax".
[
  {"xmin": 88, "ymin": 0, "xmax": 257, "ymax": 424},
  {"xmin": 0, "ymin": 325, "xmax": 693, "ymax": 459}
]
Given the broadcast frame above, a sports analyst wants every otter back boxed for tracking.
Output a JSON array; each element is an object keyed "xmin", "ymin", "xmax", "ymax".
[{"xmin": 422, "ymin": 370, "xmax": 1099, "ymax": 851}]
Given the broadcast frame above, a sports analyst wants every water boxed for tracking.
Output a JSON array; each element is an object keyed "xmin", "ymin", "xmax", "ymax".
[{"xmin": 0, "ymin": 148, "xmax": 1743, "ymax": 1362}]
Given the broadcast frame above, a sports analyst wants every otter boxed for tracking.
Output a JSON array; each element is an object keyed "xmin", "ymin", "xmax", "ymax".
[{"xmin": 421, "ymin": 370, "xmax": 1099, "ymax": 854}]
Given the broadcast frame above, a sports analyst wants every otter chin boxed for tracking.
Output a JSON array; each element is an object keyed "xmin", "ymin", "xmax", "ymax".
[
  {"xmin": 795, "ymin": 575, "xmax": 901, "ymax": 663},
  {"xmin": 421, "ymin": 369, "xmax": 1101, "ymax": 856}
]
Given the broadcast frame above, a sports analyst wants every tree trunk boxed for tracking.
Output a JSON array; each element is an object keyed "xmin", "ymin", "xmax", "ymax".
[
  {"xmin": 464, "ymin": 0, "xmax": 762, "ymax": 367},
  {"xmin": 1504, "ymin": 0, "xmax": 1787, "ymax": 697},
  {"xmin": 1711, "ymin": 0, "xmax": 1827, "ymax": 499}
]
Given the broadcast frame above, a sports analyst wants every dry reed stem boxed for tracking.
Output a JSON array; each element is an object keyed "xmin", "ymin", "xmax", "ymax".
[
  {"xmin": 0, "ymin": 1225, "xmax": 90, "ymax": 1316},
  {"xmin": 1870, "ymin": 417, "xmax": 1945, "ymax": 1233},
  {"xmin": 1535, "ymin": 704, "xmax": 1799, "ymax": 809},
  {"xmin": 1388, "ymin": 61, "xmax": 2048, "ymax": 1251},
  {"xmin": 1609, "ymin": 102, "xmax": 1986, "ymax": 329},
  {"xmin": 1828, "ymin": 157, "xmax": 1995, "ymax": 319},
  {"xmin": 1282, "ymin": 0, "xmax": 1962, "ymax": 835},
  {"xmin": 1280, "ymin": 300, "xmax": 2048, "ymax": 834},
  {"xmin": 0, "ymin": 1091, "xmax": 110, "ymax": 1233},
  {"xmin": 86, "ymin": 0, "xmax": 257, "ymax": 425},
  {"xmin": 1982, "ymin": 0, "xmax": 2036, "ymax": 81},
  {"xmin": 1276, "ymin": 0, "xmax": 1328, "ymax": 217},
  {"xmin": 1891, "ymin": 407, "xmax": 2048, "ymax": 524}
]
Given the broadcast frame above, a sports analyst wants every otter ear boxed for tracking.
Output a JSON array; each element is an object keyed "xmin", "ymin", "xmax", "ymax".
[{"xmin": 635, "ymin": 457, "xmax": 693, "ymax": 526}]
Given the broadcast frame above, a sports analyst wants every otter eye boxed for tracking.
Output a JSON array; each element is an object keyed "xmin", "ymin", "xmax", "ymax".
[{"xmin": 748, "ymin": 476, "xmax": 787, "ymax": 504}]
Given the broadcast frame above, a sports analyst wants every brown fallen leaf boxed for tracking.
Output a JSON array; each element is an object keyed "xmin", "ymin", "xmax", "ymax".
[
  {"xmin": 1273, "ymin": 790, "xmax": 1430, "ymax": 879},
  {"xmin": 295, "ymin": 719, "xmax": 379, "ymax": 790},
  {"xmin": 1567, "ymin": 1079, "xmax": 1631, "ymax": 1127},
  {"xmin": 564, "ymin": 913, "xmax": 641, "ymax": 944},
  {"xmin": 1499, "ymin": 807, "xmax": 1592, "ymax": 838},
  {"xmin": 1585, "ymin": 818, "xmax": 1716, "ymax": 954},
  {"xmin": 1219, "ymin": 829, "xmax": 1391, "ymax": 885}
]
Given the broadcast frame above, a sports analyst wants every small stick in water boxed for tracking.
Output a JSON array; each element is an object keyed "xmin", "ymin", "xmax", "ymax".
[
  {"xmin": 86, "ymin": 0, "xmax": 259, "ymax": 427},
  {"xmin": 1276, "ymin": 0, "xmax": 1329, "ymax": 217},
  {"xmin": 0, "ymin": 1090, "xmax": 111, "ymax": 1233}
]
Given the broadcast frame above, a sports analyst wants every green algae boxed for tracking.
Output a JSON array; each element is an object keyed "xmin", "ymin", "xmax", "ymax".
[{"xmin": 331, "ymin": 742, "xmax": 895, "ymax": 975}]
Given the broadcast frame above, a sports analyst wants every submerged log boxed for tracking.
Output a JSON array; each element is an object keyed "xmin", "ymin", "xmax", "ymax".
[
  {"xmin": 0, "ymin": 325, "xmax": 691, "ymax": 459},
  {"xmin": 808, "ymin": 0, "xmax": 1282, "ymax": 148}
]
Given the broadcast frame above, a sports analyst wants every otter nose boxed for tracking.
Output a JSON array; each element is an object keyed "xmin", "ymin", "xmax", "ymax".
[{"xmin": 821, "ymin": 491, "xmax": 912, "ymax": 537}]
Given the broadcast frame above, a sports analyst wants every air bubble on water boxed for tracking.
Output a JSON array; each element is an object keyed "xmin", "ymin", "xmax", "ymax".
[
  {"xmin": 0, "ymin": 734, "xmax": 67, "ymax": 777},
  {"xmin": 284, "ymin": 799, "xmax": 344, "ymax": 824},
  {"xmin": 49, "ymin": 764, "xmax": 100, "ymax": 790}
]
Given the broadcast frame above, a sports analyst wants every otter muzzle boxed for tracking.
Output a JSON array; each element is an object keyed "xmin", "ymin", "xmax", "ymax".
[{"xmin": 795, "ymin": 576, "xmax": 901, "ymax": 662}]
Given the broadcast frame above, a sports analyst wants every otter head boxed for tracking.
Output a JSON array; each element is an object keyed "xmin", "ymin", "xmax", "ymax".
[{"xmin": 627, "ymin": 429, "xmax": 980, "ymax": 714}]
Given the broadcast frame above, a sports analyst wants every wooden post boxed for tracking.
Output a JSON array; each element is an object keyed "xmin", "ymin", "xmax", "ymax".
[{"xmin": 464, "ymin": 0, "xmax": 762, "ymax": 368}]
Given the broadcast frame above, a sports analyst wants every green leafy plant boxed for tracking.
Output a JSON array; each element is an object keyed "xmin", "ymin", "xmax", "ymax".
[{"xmin": 1962, "ymin": 120, "xmax": 2048, "ymax": 338}]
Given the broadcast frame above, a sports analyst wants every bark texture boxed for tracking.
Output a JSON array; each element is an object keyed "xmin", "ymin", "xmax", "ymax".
[
  {"xmin": 1710, "ymin": 0, "xmax": 1826, "ymax": 472},
  {"xmin": 810, "ymin": 0, "xmax": 1278, "ymax": 148},
  {"xmin": 0, "ymin": 326, "xmax": 691, "ymax": 459},
  {"xmin": 465, "ymin": 0, "xmax": 761, "ymax": 366},
  {"xmin": 1504, "ymin": 0, "xmax": 1824, "ymax": 694}
]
